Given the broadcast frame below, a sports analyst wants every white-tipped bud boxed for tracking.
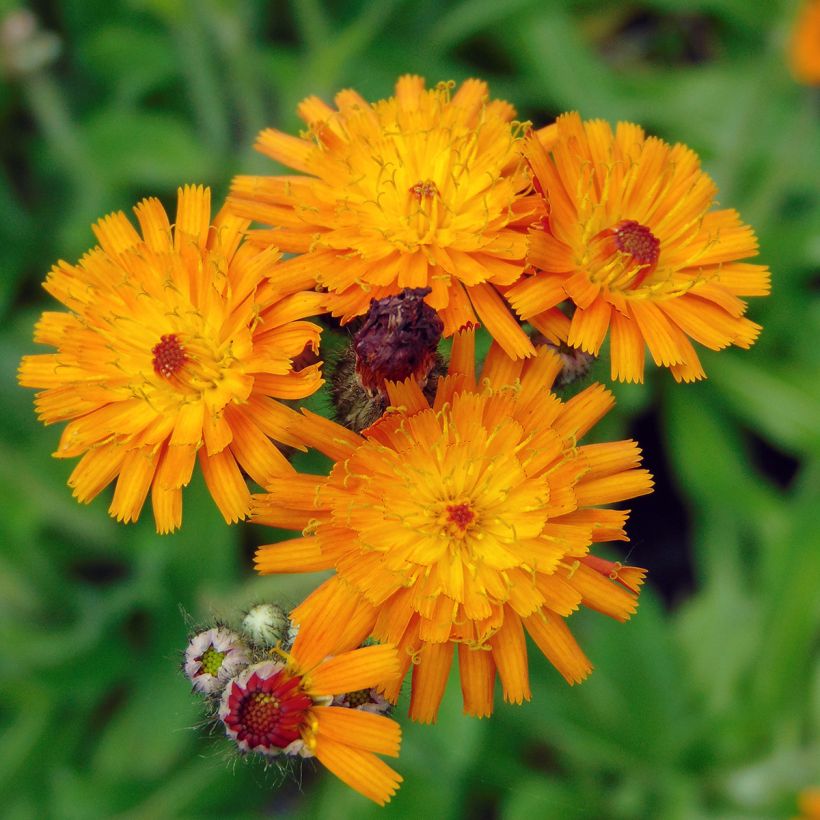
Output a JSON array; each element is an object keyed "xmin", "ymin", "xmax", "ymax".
[{"xmin": 184, "ymin": 628, "xmax": 250, "ymax": 695}]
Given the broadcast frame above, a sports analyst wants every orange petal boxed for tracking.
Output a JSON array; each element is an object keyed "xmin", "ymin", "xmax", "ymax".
[
  {"xmin": 609, "ymin": 308, "xmax": 645, "ymax": 383},
  {"xmin": 409, "ymin": 641, "xmax": 454, "ymax": 723},
  {"xmin": 312, "ymin": 735, "xmax": 402, "ymax": 806},
  {"xmin": 254, "ymin": 536, "xmax": 331, "ymax": 574},
  {"xmin": 313, "ymin": 706, "xmax": 401, "ymax": 757},
  {"xmin": 523, "ymin": 609, "xmax": 592, "ymax": 685},
  {"xmin": 458, "ymin": 644, "xmax": 496, "ymax": 718},
  {"xmin": 308, "ymin": 644, "xmax": 401, "ymax": 696},
  {"xmin": 468, "ymin": 282, "xmax": 534, "ymax": 359},
  {"xmin": 198, "ymin": 447, "xmax": 250, "ymax": 524},
  {"xmin": 488, "ymin": 609, "xmax": 531, "ymax": 705}
]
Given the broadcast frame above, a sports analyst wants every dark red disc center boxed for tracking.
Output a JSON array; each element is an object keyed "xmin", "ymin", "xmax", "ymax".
[
  {"xmin": 152, "ymin": 334, "xmax": 186, "ymax": 378},
  {"xmin": 613, "ymin": 220, "xmax": 660, "ymax": 267}
]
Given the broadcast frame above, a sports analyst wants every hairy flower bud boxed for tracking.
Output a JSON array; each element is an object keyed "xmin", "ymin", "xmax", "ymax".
[
  {"xmin": 242, "ymin": 603, "xmax": 297, "ymax": 649},
  {"xmin": 532, "ymin": 332, "xmax": 596, "ymax": 390},
  {"xmin": 184, "ymin": 627, "xmax": 251, "ymax": 695}
]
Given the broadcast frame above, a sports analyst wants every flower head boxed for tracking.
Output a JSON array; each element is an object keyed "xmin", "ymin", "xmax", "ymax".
[
  {"xmin": 218, "ymin": 643, "xmax": 403, "ymax": 805},
  {"xmin": 230, "ymin": 75, "xmax": 540, "ymax": 358},
  {"xmin": 184, "ymin": 627, "xmax": 250, "ymax": 695},
  {"xmin": 509, "ymin": 113, "xmax": 771, "ymax": 382},
  {"xmin": 253, "ymin": 328, "xmax": 653, "ymax": 722},
  {"xmin": 18, "ymin": 185, "xmax": 324, "ymax": 532},
  {"xmin": 790, "ymin": 1, "xmax": 820, "ymax": 85}
]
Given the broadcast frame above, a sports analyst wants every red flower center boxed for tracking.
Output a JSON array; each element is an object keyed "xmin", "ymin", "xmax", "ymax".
[
  {"xmin": 223, "ymin": 667, "xmax": 313, "ymax": 752},
  {"xmin": 613, "ymin": 221, "xmax": 660, "ymax": 267},
  {"xmin": 446, "ymin": 503, "xmax": 475, "ymax": 530},
  {"xmin": 151, "ymin": 334, "xmax": 186, "ymax": 378}
]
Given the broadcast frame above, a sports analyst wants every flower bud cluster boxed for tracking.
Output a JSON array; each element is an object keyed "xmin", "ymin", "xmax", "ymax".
[
  {"xmin": 183, "ymin": 604, "xmax": 389, "ymax": 762},
  {"xmin": 183, "ymin": 603, "xmax": 297, "ymax": 702}
]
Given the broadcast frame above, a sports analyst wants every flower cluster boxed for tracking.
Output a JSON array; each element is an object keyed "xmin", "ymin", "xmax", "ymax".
[
  {"xmin": 18, "ymin": 74, "xmax": 771, "ymax": 805},
  {"xmin": 183, "ymin": 605, "xmax": 400, "ymax": 805}
]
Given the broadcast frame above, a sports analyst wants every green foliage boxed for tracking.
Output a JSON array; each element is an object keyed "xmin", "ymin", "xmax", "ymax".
[{"xmin": 1, "ymin": 0, "xmax": 817, "ymax": 817}]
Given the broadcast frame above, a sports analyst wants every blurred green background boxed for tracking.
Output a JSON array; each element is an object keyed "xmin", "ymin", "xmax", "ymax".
[{"xmin": 2, "ymin": 0, "xmax": 819, "ymax": 817}]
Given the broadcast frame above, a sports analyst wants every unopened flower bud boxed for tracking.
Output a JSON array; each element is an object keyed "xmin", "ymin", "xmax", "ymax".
[
  {"xmin": 532, "ymin": 332, "xmax": 595, "ymax": 389},
  {"xmin": 242, "ymin": 603, "xmax": 297, "ymax": 649},
  {"xmin": 184, "ymin": 627, "xmax": 250, "ymax": 695}
]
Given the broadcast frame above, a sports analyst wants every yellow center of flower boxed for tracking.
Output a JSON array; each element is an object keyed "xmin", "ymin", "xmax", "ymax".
[
  {"xmin": 343, "ymin": 688, "xmax": 374, "ymax": 707},
  {"xmin": 144, "ymin": 318, "xmax": 249, "ymax": 413},
  {"xmin": 245, "ymin": 692, "xmax": 283, "ymax": 730},
  {"xmin": 409, "ymin": 179, "xmax": 439, "ymax": 200}
]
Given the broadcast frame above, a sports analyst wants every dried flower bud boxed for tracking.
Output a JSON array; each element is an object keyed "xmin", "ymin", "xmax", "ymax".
[
  {"xmin": 0, "ymin": 10, "xmax": 60, "ymax": 79},
  {"xmin": 184, "ymin": 627, "xmax": 251, "ymax": 695},
  {"xmin": 354, "ymin": 287, "xmax": 444, "ymax": 394},
  {"xmin": 331, "ymin": 288, "xmax": 446, "ymax": 431}
]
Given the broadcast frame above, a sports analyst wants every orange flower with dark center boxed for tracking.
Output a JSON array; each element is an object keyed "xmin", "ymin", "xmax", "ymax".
[
  {"xmin": 252, "ymin": 328, "xmax": 653, "ymax": 722},
  {"xmin": 229, "ymin": 75, "xmax": 544, "ymax": 359},
  {"xmin": 510, "ymin": 113, "xmax": 771, "ymax": 383},
  {"xmin": 18, "ymin": 186, "xmax": 324, "ymax": 532}
]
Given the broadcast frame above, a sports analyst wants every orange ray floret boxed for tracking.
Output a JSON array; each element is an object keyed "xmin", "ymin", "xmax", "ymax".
[
  {"xmin": 253, "ymin": 328, "xmax": 653, "ymax": 722},
  {"xmin": 510, "ymin": 113, "xmax": 771, "ymax": 383},
  {"xmin": 18, "ymin": 185, "xmax": 324, "ymax": 532},
  {"xmin": 219, "ymin": 642, "xmax": 403, "ymax": 805},
  {"xmin": 229, "ymin": 75, "xmax": 542, "ymax": 359},
  {"xmin": 790, "ymin": 1, "xmax": 820, "ymax": 85}
]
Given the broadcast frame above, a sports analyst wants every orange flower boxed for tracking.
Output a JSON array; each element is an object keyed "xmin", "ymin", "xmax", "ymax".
[
  {"xmin": 252, "ymin": 328, "xmax": 653, "ymax": 722},
  {"xmin": 229, "ymin": 75, "xmax": 542, "ymax": 358},
  {"xmin": 18, "ymin": 186, "xmax": 323, "ymax": 532},
  {"xmin": 509, "ymin": 113, "xmax": 770, "ymax": 383},
  {"xmin": 218, "ymin": 642, "xmax": 403, "ymax": 805},
  {"xmin": 790, "ymin": 1, "xmax": 820, "ymax": 85}
]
